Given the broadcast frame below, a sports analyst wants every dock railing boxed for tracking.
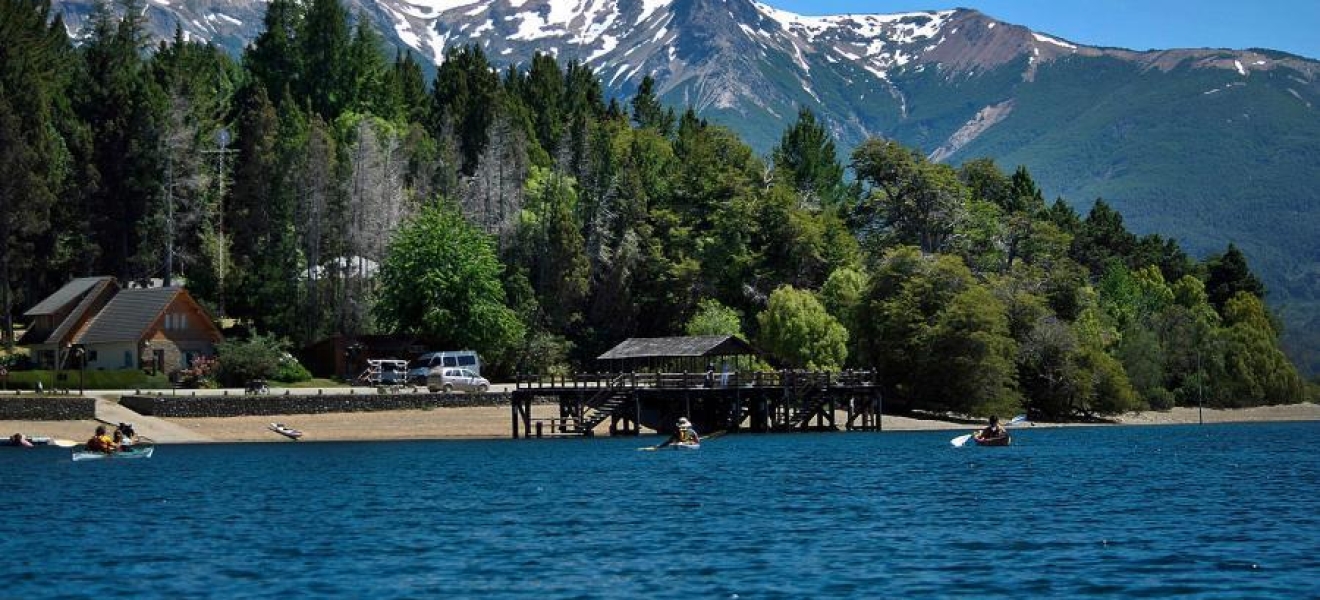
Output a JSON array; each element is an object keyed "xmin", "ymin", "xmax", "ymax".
[{"xmin": 515, "ymin": 369, "xmax": 877, "ymax": 390}]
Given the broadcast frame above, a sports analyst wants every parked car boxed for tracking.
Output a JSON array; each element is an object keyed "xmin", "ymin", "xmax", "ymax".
[
  {"xmin": 427, "ymin": 367, "xmax": 490, "ymax": 393},
  {"xmin": 407, "ymin": 350, "xmax": 481, "ymax": 384}
]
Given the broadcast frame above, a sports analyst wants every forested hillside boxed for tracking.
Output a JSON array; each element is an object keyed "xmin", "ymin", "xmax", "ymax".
[{"xmin": 1, "ymin": 0, "xmax": 1309, "ymax": 418}]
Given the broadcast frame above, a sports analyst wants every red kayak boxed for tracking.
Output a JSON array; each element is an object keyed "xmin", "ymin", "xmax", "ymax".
[{"xmin": 974, "ymin": 434, "xmax": 1011, "ymax": 446}]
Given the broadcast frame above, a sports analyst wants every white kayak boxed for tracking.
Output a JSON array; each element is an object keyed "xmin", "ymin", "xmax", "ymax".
[
  {"xmin": 639, "ymin": 441, "xmax": 701, "ymax": 451},
  {"xmin": 269, "ymin": 423, "xmax": 303, "ymax": 440},
  {"xmin": 72, "ymin": 445, "xmax": 155, "ymax": 461}
]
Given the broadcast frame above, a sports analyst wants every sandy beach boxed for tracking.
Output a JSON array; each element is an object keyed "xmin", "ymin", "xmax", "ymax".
[{"xmin": 4, "ymin": 397, "xmax": 1318, "ymax": 444}]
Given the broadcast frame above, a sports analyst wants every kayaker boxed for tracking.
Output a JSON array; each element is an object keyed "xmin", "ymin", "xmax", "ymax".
[
  {"xmin": 974, "ymin": 415, "xmax": 1008, "ymax": 444},
  {"xmin": 9, "ymin": 433, "xmax": 32, "ymax": 447},
  {"xmin": 668, "ymin": 417, "xmax": 700, "ymax": 445},
  {"xmin": 86, "ymin": 425, "xmax": 117, "ymax": 453},
  {"xmin": 112, "ymin": 429, "xmax": 133, "ymax": 451}
]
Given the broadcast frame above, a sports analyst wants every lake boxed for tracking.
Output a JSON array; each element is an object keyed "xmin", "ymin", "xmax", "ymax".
[{"xmin": 4, "ymin": 422, "xmax": 1319, "ymax": 598}]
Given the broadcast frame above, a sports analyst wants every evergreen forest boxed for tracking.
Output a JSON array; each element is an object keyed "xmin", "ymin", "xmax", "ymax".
[{"xmin": 0, "ymin": 0, "xmax": 1310, "ymax": 419}]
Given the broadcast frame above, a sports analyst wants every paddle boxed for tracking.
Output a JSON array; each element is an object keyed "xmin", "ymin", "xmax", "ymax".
[
  {"xmin": 51, "ymin": 438, "xmax": 78, "ymax": 448},
  {"xmin": 951, "ymin": 415, "xmax": 1028, "ymax": 447}
]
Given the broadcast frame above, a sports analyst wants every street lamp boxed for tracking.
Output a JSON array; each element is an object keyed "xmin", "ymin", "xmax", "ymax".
[{"xmin": 72, "ymin": 344, "xmax": 86, "ymax": 396}]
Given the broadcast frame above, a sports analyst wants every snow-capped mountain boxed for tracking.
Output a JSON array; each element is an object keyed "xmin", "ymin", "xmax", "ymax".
[{"xmin": 55, "ymin": 0, "xmax": 1317, "ymax": 154}]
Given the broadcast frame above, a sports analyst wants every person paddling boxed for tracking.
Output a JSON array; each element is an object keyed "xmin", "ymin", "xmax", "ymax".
[
  {"xmin": 662, "ymin": 417, "xmax": 700, "ymax": 447},
  {"xmin": 973, "ymin": 415, "xmax": 1009, "ymax": 445},
  {"xmin": 86, "ymin": 425, "xmax": 117, "ymax": 454}
]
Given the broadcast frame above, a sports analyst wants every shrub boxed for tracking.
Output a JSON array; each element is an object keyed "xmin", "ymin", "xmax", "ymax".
[{"xmin": 216, "ymin": 332, "xmax": 310, "ymax": 385}]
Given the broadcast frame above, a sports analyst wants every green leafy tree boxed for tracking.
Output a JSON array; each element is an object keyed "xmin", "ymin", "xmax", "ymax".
[
  {"xmin": 515, "ymin": 167, "xmax": 589, "ymax": 331},
  {"xmin": 819, "ymin": 266, "xmax": 868, "ymax": 364},
  {"xmin": 1212, "ymin": 292, "xmax": 1304, "ymax": 406},
  {"xmin": 373, "ymin": 202, "xmax": 525, "ymax": 365},
  {"xmin": 850, "ymin": 138, "xmax": 967, "ymax": 253},
  {"xmin": 685, "ymin": 299, "xmax": 744, "ymax": 337},
  {"xmin": 757, "ymin": 285, "xmax": 847, "ymax": 370},
  {"xmin": 923, "ymin": 285, "xmax": 1022, "ymax": 417}
]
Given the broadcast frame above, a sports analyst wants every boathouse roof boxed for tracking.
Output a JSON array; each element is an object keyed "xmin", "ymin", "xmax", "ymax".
[{"xmin": 597, "ymin": 335, "xmax": 757, "ymax": 361}]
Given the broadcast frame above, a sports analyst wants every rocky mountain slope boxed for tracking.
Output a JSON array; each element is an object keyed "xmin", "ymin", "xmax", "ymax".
[{"xmin": 51, "ymin": 0, "xmax": 1320, "ymax": 372}]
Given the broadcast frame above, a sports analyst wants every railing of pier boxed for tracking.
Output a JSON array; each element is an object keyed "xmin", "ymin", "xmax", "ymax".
[{"xmin": 514, "ymin": 369, "xmax": 877, "ymax": 390}]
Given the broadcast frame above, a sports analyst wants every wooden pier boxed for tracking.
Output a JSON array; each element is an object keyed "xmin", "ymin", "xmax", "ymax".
[{"xmin": 510, "ymin": 370, "xmax": 882, "ymax": 439}]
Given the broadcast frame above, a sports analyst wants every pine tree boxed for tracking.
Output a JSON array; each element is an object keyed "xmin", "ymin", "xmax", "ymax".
[
  {"xmin": 772, "ymin": 107, "xmax": 845, "ymax": 209},
  {"xmin": 430, "ymin": 44, "xmax": 499, "ymax": 175},
  {"xmin": 78, "ymin": 0, "xmax": 166, "ymax": 281},
  {"xmin": 0, "ymin": 0, "xmax": 81, "ymax": 343},
  {"xmin": 297, "ymin": 0, "xmax": 350, "ymax": 120},
  {"xmin": 244, "ymin": 0, "xmax": 303, "ymax": 108},
  {"xmin": 630, "ymin": 75, "xmax": 674, "ymax": 135},
  {"xmin": 1205, "ymin": 243, "xmax": 1266, "ymax": 314}
]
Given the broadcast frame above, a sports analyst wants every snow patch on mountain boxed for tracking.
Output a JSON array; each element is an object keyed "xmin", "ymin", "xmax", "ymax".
[{"xmin": 1032, "ymin": 32, "xmax": 1076, "ymax": 50}]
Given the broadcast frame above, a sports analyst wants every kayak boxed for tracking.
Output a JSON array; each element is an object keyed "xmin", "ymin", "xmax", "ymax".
[
  {"xmin": 72, "ymin": 445, "xmax": 155, "ymax": 461},
  {"xmin": 974, "ymin": 435, "xmax": 1011, "ymax": 447},
  {"xmin": 638, "ymin": 441, "xmax": 701, "ymax": 451},
  {"xmin": 269, "ymin": 423, "xmax": 303, "ymax": 440}
]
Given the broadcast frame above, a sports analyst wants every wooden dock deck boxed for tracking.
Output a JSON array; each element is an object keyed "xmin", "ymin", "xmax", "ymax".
[{"xmin": 510, "ymin": 370, "xmax": 882, "ymax": 438}]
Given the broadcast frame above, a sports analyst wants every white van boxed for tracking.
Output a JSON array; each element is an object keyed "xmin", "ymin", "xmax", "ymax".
[{"xmin": 407, "ymin": 350, "xmax": 481, "ymax": 384}]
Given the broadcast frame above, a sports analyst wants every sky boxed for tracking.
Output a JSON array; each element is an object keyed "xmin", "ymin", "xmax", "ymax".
[{"xmin": 762, "ymin": 0, "xmax": 1320, "ymax": 60}]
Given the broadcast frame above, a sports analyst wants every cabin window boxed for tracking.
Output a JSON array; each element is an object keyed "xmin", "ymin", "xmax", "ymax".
[{"xmin": 88, "ymin": 351, "xmax": 98, "ymax": 362}]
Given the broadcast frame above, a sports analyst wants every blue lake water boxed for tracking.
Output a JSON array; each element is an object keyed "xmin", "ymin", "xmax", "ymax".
[{"xmin": 4, "ymin": 422, "xmax": 1320, "ymax": 598}]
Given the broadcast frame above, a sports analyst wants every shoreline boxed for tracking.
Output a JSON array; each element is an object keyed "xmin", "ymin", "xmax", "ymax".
[{"xmin": 3, "ymin": 402, "xmax": 1318, "ymax": 445}]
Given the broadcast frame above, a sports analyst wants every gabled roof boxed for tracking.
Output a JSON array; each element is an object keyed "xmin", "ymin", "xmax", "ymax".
[
  {"xmin": 597, "ymin": 335, "xmax": 758, "ymax": 361},
  {"xmin": 23, "ymin": 276, "xmax": 114, "ymax": 316},
  {"xmin": 73, "ymin": 287, "xmax": 180, "ymax": 345},
  {"xmin": 42, "ymin": 278, "xmax": 117, "ymax": 345}
]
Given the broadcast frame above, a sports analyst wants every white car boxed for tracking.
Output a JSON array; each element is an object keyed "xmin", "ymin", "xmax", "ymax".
[{"xmin": 427, "ymin": 367, "xmax": 490, "ymax": 393}]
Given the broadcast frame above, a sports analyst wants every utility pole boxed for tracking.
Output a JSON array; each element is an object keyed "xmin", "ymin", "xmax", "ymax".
[
  {"xmin": 202, "ymin": 128, "xmax": 236, "ymax": 315},
  {"xmin": 164, "ymin": 152, "xmax": 175, "ymax": 286},
  {"xmin": 1197, "ymin": 349, "xmax": 1204, "ymax": 425}
]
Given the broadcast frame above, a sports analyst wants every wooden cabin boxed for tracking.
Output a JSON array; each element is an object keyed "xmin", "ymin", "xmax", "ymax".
[{"xmin": 20, "ymin": 278, "xmax": 222, "ymax": 376}]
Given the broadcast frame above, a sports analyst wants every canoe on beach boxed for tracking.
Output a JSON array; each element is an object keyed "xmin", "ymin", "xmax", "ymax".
[{"xmin": 269, "ymin": 423, "xmax": 304, "ymax": 440}]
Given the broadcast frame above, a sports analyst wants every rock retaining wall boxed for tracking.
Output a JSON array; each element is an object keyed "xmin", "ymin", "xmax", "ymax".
[
  {"xmin": 0, "ymin": 396, "xmax": 97, "ymax": 420},
  {"xmin": 119, "ymin": 391, "xmax": 513, "ymax": 418}
]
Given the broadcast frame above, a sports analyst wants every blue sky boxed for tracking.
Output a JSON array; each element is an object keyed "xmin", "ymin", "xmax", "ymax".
[{"xmin": 762, "ymin": 0, "xmax": 1320, "ymax": 60}]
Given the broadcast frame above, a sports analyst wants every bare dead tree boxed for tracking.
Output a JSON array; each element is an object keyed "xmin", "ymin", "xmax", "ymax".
[{"xmin": 462, "ymin": 111, "xmax": 528, "ymax": 253}]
